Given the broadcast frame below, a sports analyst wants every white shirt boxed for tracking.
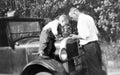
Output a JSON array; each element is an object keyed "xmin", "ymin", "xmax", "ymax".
[
  {"xmin": 43, "ymin": 19, "xmax": 59, "ymax": 36},
  {"xmin": 77, "ymin": 13, "xmax": 99, "ymax": 45}
]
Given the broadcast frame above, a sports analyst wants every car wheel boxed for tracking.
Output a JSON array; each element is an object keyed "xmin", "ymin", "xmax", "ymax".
[{"xmin": 36, "ymin": 72, "xmax": 53, "ymax": 75}]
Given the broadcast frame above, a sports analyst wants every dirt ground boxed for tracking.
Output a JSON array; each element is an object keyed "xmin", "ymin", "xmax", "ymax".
[{"xmin": 107, "ymin": 60, "xmax": 120, "ymax": 75}]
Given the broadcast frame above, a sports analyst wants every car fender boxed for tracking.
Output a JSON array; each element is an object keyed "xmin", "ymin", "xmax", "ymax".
[{"xmin": 21, "ymin": 58, "xmax": 67, "ymax": 75}]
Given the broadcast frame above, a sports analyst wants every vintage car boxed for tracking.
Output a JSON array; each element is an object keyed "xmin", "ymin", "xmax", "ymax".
[
  {"xmin": 0, "ymin": 17, "xmax": 85, "ymax": 75},
  {"xmin": 21, "ymin": 32, "xmax": 86, "ymax": 74},
  {"xmin": 0, "ymin": 17, "xmax": 45, "ymax": 74}
]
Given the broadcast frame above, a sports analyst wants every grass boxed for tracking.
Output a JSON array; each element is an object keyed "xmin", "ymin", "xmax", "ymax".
[{"xmin": 100, "ymin": 41, "xmax": 120, "ymax": 73}]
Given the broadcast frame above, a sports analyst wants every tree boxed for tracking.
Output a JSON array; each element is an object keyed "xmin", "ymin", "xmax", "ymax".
[
  {"xmin": 97, "ymin": 0, "xmax": 120, "ymax": 42},
  {"xmin": 0, "ymin": 0, "xmax": 120, "ymax": 42}
]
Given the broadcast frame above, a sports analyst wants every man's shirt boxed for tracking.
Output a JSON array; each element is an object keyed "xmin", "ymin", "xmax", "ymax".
[{"xmin": 77, "ymin": 13, "xmax": 99, "ymax": 45}]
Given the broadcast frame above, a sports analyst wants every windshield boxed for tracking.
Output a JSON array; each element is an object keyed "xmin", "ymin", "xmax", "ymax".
[{"xmin": 8, "ymin": 21, "xmax": 41, "ymax": 42}]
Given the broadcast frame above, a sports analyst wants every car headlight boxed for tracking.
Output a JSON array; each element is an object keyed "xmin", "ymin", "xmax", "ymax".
[{"xmin": 59, "ymin": 48, "xmax": 67, "ymax": 61}]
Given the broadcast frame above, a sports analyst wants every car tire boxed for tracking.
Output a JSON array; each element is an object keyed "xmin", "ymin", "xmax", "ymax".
[{"xmin": 36, "ymin": 72, "xmax": 53, "ymax": 75}]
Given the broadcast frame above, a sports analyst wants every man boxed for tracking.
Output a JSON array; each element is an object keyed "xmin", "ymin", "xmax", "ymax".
[
  {"xmin": 69, "ymin": 7, "xmax": 107, "ymax": 75},
  {"xmin": 39, "ymin": 14, "xmax": 69, "ymax": 57}
]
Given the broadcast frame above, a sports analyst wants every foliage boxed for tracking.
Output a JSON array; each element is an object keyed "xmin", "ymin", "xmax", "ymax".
[
  {"xmin": 0, "ymin": 0, "xmax": 120, "ymax": 60},
  {"xmin": 97, "ymin": 0, "xmax": 120, "ymax": 42},
  {"xmin": 0, "ymin": 0, "xmax": 120, "ymax": 43}
]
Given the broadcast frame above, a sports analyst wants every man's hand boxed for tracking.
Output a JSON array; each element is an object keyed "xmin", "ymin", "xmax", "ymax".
[
  {"xmin": 58, "ymin": 37, "xmax": 63, "ymax": 40},
  {"xmin": 55, "ymin": 36, "xmax": 63, "ymax": 41},
  {"xmin": 70, "ymin": 34, "xmax": 78, "ymax": 39},
  {"xmin": 70, "ymin": 34, "xmax": 83, "ymax": 40}
]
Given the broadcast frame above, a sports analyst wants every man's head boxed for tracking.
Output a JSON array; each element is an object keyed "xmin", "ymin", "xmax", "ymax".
[
  {"xmin": 69, "ymin": 7, "xmax": 80, "ymax": 21},
  {"xmin": 58, "ymin": 14, "xmax": 69, "ymax": 26}
]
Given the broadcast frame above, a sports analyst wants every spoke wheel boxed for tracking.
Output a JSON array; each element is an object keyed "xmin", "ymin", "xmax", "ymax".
[{"xmin": 36, "ymin": 72, "xmax": 53, "ymax": 75}]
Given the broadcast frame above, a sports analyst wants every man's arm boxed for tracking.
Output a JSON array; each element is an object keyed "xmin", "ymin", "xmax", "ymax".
[
  {"xmin": 77, "ymin": 15, "xmax": 90, "ymax": 40},
  {"xmin": 70, "ymin": 15, "xmax": 90, "ymax": 40}
]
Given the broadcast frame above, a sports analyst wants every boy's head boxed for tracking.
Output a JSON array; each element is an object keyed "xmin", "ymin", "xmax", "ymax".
[{"xmin": 58, "ymin": 14, "xmax": 69, "ymax": 26}]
